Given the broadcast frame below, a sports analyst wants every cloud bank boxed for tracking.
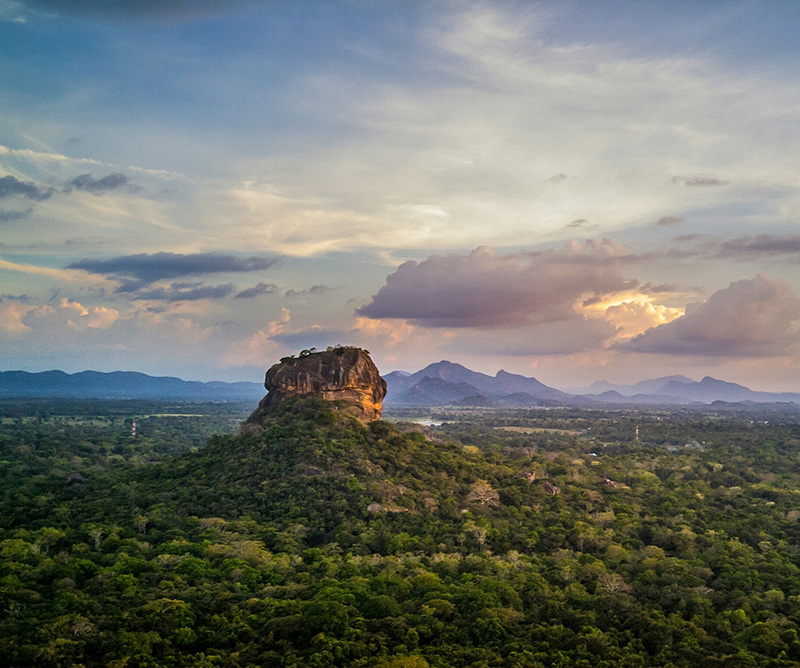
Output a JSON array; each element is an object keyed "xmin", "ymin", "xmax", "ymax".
[
  {"xmin": 357, "ymin": 241, "xmax": 636, "ymax": 328},
  {"xmin": 620, "ymin": 274, "xmax": 800, "ymax": 357}
]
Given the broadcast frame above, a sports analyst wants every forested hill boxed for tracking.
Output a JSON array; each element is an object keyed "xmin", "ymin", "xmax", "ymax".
[{"xmin": 4, "ymin": 398, "xmax": 800, "ymax": 667}]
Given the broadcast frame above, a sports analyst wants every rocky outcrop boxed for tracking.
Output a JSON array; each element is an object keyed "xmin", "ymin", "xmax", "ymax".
[{"xmin": 244, "ymin": 346, "xmax": 387, "ymax": 425}]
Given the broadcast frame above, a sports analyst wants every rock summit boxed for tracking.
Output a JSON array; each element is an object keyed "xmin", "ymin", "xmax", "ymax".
[{"xmin": 245, "ymin": 346, "xmax": 387, "ymax": 424}]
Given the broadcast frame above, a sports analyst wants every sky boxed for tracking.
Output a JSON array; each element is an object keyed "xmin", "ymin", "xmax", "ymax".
[{"xmin": 1, "ymin": 0, "xmax": 800, "ymax": 392}]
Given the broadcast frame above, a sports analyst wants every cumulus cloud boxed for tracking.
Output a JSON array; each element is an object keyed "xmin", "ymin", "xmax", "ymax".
[
  {"xmin": 620, "ymin": 274, "xmax": 800, "ymax": 357},
  {"xmin": 65, "ymin": 172, "xmax": 130, "ymax": 194},
  {"xmin": 0, "ymin": 299, "xmax": 33, "ymax": 334},
  {"xmin": 0, "ymin": 175, "xmax": 54, "ymax": 201},
  {"xmin": 604, "ymin": 301, "xmax": 685, "ymax": 338},
  {"xmin": 22, "ymin": 298, "xmax": 120, "ymax": 332},
  {"xmin": 0, "ymin": 207, "xmax": 32, "ymax": 222},
  {"xmin": 67, "ymin": 252, "xmax": 279, "ymax": 291},
  {"xmin": 357, "ymin": 240, "xmax": 637, "ymax": 328},
  {"xmin": 235, "ymin": 282, "xmax": 279, "ymax": 299}
]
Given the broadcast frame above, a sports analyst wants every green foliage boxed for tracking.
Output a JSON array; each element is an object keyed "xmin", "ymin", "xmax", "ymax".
[{"xmin": 2, "ymin": 398, "xmax": 800, "ymax": 666}]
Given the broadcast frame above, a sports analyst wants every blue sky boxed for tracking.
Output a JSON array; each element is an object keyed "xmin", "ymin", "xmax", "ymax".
[{"xmin": 1, "ymin": 0, "xmax": 800, "ymax": 390}]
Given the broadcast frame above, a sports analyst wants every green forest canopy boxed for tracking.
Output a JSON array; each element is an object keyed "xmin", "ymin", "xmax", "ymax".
[{"xmin": 2, "ymin": 398, "xmax": 800, "ymax": 667}]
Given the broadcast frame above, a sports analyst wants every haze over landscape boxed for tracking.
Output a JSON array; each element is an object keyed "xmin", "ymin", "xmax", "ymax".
[{"xmin": 2, "ymin": 0, "xmax": 800, "ymax": 392}]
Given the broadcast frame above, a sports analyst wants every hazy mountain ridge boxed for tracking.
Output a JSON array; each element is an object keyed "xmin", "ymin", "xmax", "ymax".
[
  {"xmin": 0, "ymin": 370, "xmax": 265, "ymax": 401},
  {"xmin": 580, "ymin": 375, "xmax": 695, "ymax": 396},
  {"xmin": 385, "ymin": 360, "xmax": 571, "ymax": 406},
  {"xmin": 2, "ymin": 365, "xmax": 799, "ymax": 406},
  {"xmin": 385, "ymin": 362, "xmax": 800, "ymax": 407}
]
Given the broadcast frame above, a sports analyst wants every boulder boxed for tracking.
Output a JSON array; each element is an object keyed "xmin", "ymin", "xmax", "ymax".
[{"xmin": 244, "ymin": 346, "xmax": 387, "ymax": 425}]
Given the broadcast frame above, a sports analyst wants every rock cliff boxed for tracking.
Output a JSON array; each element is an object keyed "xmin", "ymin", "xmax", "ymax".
[{"xmin": 244, "ymin": 346, "xmax": 387, "ymax": 425}]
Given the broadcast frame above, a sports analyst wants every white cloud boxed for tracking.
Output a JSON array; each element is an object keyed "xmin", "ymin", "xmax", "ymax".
[{"xmin": 22, "ymin": 298, "xmax": 119, "ymax": 331}]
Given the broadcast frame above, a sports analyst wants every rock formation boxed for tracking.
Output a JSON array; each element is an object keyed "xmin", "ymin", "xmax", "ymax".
[{"xmin": 244, "ymin": 346, "xmax": 387, "ymax": 425}]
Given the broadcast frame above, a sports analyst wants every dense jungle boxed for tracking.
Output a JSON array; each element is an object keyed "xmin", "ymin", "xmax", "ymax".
[{"xmin": 3, "ymin": 398, "xmax": 800, "ymax": 667}]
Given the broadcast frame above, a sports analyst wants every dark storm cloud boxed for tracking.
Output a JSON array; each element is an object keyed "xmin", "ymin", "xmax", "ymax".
[
  {"xmin": 656, "ymin": 215, "xmax": 685, "ymax": 226},
  {"xmin": 0, "ymin": 208, "xmax": 33, "ymax": 222},
  {"xmin": 285, "ymin": 285, "xmax": 334, "ymax": 298},
  {"xmin": 65, "ymin": 173, "xmax": 130, "ymax": 194},
  {"xmin": 357, "ymin": 241, "xmax": 638, "ymax": 328},
  {"xmin": 68, "ymin": 252, "xmax": 279, "ymax": 290},
  {"xmin": 671, "ymin": 176, "xmax": 730, "ymax": 187},
  {"xmin": 235, "ymin": 282, "xmax": 279, "ymax": 299},
  {"xmin": 134, "ymin": 283, "xmax": 236, "ymax": 301},
  {"xmin": 0, "ymin": 175, "xmax": 54, "ymax": 201},
  {"xmin": 619, "ymin": 274, "xmax": 800, "ymax": 357}
]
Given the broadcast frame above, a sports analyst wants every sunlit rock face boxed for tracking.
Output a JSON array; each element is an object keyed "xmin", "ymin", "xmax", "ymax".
[{"xmin": 245, "ymin": 346, "xmax": 387, "ymax": 424}]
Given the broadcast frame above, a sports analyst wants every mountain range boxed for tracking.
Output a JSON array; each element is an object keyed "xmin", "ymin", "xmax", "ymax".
[
  {"xmin": 0, "ymin": 370, "xmax": 265, "ymax": 401},
  {"xmin": 2, "ymin": 364, "xmax": 799, "ymax": 406},
  {"xmin": 383, "ymin": 362, "xmax": 800, "ymax": 407}
]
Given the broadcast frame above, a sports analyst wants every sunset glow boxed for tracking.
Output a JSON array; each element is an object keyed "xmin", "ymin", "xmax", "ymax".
[{"xmin": 1, "ymin": 1, "xmax": 799, "ymax": 391}]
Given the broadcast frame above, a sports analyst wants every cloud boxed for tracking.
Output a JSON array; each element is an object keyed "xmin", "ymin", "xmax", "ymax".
[
  {"xmin": 235, "ymin": 282, "xmax": 279, "ymax": 299},
  {"xmin": 67, "ymin": 252, "xmax": 279, "ymax": 290},
  {"xmin": 284, "ymin": 285, "xmax": 334, "ymax": 298},
  {"xmin": 22, "ymin": 298, "xmax": 120, "ymax": 332},
  {"xmin": 133, "ymin": 283, "xmax": 236, "ymax": 301},
  {"xmin": 0, "ymin": 207, "xmax": 32, "ymax": 222},
  {"xmin": 0, "ymin": 175, "xmax": 54, "ymax": 201},
  {"xmin": 357, "ymin": 241, "xmax": 637, "ymax": 328},
  {"xmin": 221, "ymin": 308, "xmax": 291, "ymax": 368},
  {"xmin": 672, "ymin": 176, "xmax": 730, "ymax": 187},
  {"xmin": 605, "ymin": 301, "xmax": 685, "ymax": 338},
  {"xmin": 640, "ymin": 281, "xmax": 679, "ymax": 294},
  {"xmin": 547, "ymin": 173, "xmax": 569, "ymax": 183},
  {"xmin": 656, "ymin": 215, "xmax": 685, "ymax": 226},
  {"xmin": 620, "ymin": 274, "xmax": 800, "ymax": 357},
  {"xmin": 565, "ymin": 218, "xmax": 590, "ymax": 229},
  {"xmin": 712, "ymin": 234, "xmax": 800, "ymax": 260},
  {"xmin": 0, "ymin": 299, "xmax": 33, "ymax": 334},
  {"xmin": 65, "ymin": 172, "xmax": 130, "ymax": 194},
  {"xmin": 664, "ymin": 234, "xmax": 800, "ymax": 263}
]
